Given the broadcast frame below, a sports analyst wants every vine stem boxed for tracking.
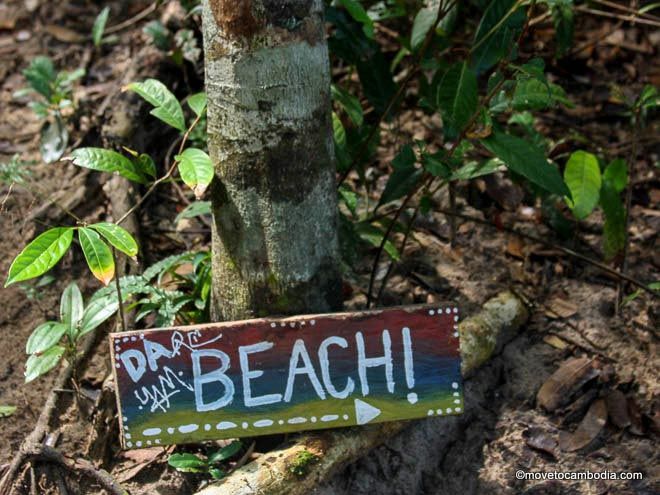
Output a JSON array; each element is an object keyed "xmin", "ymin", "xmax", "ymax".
[{"xmin": 111, "ymin": 247, "xmax": 127, "ymax": 333}]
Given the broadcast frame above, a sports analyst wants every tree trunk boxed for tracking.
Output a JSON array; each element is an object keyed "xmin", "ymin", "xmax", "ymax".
[{"xmin": 202, "ymin": 0, "xmax": 342, "ymax": 321}]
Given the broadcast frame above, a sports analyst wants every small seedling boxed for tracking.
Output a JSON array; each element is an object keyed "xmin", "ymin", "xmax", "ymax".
[{"xmin": 168, "ymin": 441, "xmax": 243, "ymax": 480}]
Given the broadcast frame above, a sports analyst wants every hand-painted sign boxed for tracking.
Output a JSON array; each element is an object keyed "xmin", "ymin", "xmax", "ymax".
[{"xmin": 110, "ymin": 305, "xmax": 462, "ymax": 448}]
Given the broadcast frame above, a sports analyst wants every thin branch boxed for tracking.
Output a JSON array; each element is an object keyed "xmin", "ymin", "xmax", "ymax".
[
  {"xmin": 116, "ymin": 112, "xmax": 202, "ymax": 226},
  {"xmin": 576, "ymin": 5, "xmax": 660, "ymax": 27},
  {"xmin": 104, "ymin": 2, "xmax": 158, "ymax": 35}
]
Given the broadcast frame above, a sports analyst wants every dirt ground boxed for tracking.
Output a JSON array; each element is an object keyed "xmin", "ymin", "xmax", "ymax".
[{"xmin": 0, "ymin": 1, "xmax": 658, "ymax": 494}]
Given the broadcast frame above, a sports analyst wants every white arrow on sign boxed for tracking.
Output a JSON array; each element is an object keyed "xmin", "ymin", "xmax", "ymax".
[{"xmin": 354, "ymin": 399, "xmax": 382, "ymax": 425}]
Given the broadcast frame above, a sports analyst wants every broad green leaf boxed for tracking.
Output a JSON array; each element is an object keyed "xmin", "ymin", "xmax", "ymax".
[
  {"xmin": 208, "ymin": 441, "xmax": 243, "ymax": 463},
  {"xmin": 0, "ymin": 405, "xmax": 16, "ymax": 417},
  {"xmin": 25, "ymin": 345, "xmax": 65, "ymax": 383},
  {"xmin": 355, "ymin": 223, "xmax": 400, "ymax": 261},
  {"xmin": 175, "ymin": 148, "xmax": 214, "ymax": 198},
  {"xmin": 422, "ymin": 152, "xmax": 451, "ymax": 179},
  {"xmin": 603, "ymin": 158, "xmax": 627, "ymax": 193},
  {"xmin": 136, "ymin": 153, "xmax": 157, "ymax": 178},
  {"xmin": 331, "ymin": 85, "xmax": 363, "ymax": 126},
  {"xmin": 92, "ymin": 6, "xmax": 110, "ymax": 47},
  {"xmin": 168, "ymin": 453, "xmax": 208, "ymax": 473},
  {"xmin": 26, "ymin": 322, "xmax": 67, "ymax": 355},
  {"xmin": 471, "ymin": 0, "xmax": 526, "ymax": 74},
  {"xmin": 563, "ymin": 150, "xmax": 601, "ymax": 219},
  {"xmin": 174, "ymin": 201, "xmax": 211, "ymax": 225},
  {"xmin": 187, "ymin": 92, "xmax": 207, "ymax": 117},
  {"xmin": 411, "ymin": 8, "xmax": 437, "ymax": 51},
  {"xmin": 451, "ymin": 158, "xmax": 504, "ymax": 181},
  {"xmin": 126, "ymin": 79, "xmax": 186, "ymax": 132},
  {"xmin": 6, "ymin": 227, "xmax": 73, "ymax": 286},
  {"xmin": 512, "ymin": 79, "xmax": 570, "ymax": 110},
  {"xmin": 40, "ymin": 116, "xmax": 68, "ymax": 164},
  {"xmin": 69, "ymin": 148, "xmax": 147, "ymax": 184},
  {"xmin": 60, "ymin": 282, "xmax": 83, "ymax": 337},
  {"xmin": 90, "ymin": 223, "xmax": 138, "ymax": 258},
  {"xmin": 209, "ymin": 467, "xmax": 226, "ymax": 480},
  {"xmin": 356, "ymin": 53, "xmax": 397, "ymax": 117},
  {"xmin": 78, "ymin": 228, "xmax": 115, "ymax": 286},
  {"xmin": 379, "ymin": 145, "xmax": 422, "ymax": 206},
  {"xmin": 601, "ymin": 181, "xmax": 626, "ymax": 260},
  {"xmin": 79, "ymin": 295, "xmax": 119, "ymax": 337},
  {"xmin": 339, "ymin": 0, "xmax": 375, "ymax": 38},
  {"xmin": 481, "ymin": 131, "xmax": 570, "ymax": 197},
  {"xmin": 436, "ymin": 62, "xmax": 478, "ymax": 138},
  {"xmin": 23, "ymin": 56, "xmax": 55, "ymax": 100},
  {"xmin": 333, "ymin": 113, "xmax": 350, "ymax": 172},
  {"xmin": 338, "ymin": 186, "xmax": 358, "ymax": 216}
]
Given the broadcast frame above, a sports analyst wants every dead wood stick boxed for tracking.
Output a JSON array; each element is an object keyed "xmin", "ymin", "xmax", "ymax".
[
  {"xmin": 195, "ymin": 291, "xmax": 529, "ymax": 495},
  {"xmin": 23, "ymin": 445, "xmax": 127, "ymax": 495}
]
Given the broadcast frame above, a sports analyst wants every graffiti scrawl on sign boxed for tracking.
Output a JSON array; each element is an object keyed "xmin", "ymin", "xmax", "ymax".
[{"xmin": 110, "ymin": 305, "xmax": 463, "ymax": 448}]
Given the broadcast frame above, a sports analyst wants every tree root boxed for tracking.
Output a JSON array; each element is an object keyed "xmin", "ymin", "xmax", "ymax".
[{"xmin": 195, "ymin": 291, "xmax": 529, "ymax": 495}]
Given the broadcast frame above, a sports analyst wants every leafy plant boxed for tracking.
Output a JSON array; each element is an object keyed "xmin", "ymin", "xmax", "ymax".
[
  {"xmin": 24, "ymin": 282, "xmax": 119, "ymax": 382},
  {"xmin": 14, "ymin": 57, "xmax": 85, "ymax": 163},
  {"xmin": 168, "ymin": 441, "xmax": 243, "ymax": 480},
  {"xmin": 92, "ymin": 6, "xmax": 111, "ymax": 47}
]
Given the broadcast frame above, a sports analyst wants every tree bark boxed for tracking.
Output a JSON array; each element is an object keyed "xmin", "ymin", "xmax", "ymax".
[{"xmin": 202, "ymin": 0, "xmax": 342, "ymax": 321}]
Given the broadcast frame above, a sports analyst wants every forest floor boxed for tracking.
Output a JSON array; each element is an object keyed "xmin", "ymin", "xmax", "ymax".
[{"xmin": 0, "ymin": 1, "xmax": 658, "ymax": 494}]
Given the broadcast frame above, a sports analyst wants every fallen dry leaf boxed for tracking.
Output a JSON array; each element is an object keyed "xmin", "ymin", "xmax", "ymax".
[
  {"xmin": 537, "ymin": 357, "xmax": 599, "ymax": 411},
  {"xmin": 43, "ymin": 24, "xmax": 86, "ymax": 43},
  {"xmin": 605, "ymin": 390, "xmax": 630, "ymax": 429},
  {"xmin": 545, "ymin": 296, "xmax": 578, "ymax": 319},
  {"xmin": 559, "ymin": 399, "xmax": 607, "ymax": 452},
  {"xmin": 543, "ymin": 334, "xmax": 570, "ymax": 350},
  {"xmin": 116, "ymin": 446, "xmax": 171, "ymax": 483},
  {"xmin": 524, "ymin": 427, "xmax": 558, "ymax": 459}
]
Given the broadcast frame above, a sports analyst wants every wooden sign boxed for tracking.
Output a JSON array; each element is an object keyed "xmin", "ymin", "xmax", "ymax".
[{"xmin": 110, "ymin": 305, "xmax": 462, "ymax": 448}]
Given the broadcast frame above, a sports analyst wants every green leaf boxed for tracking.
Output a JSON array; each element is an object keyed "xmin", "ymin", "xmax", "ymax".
[
  {"xmin": 411, "ymin": 8, "xmax": 437, "ymax": 51},
  {"xmin": 563, "ymin": 150, "xmax": 601, "ymax": 219},
  {"xmin": 79, "ymin": 295, "xmax": 119, "ymax": 337},
  {"xmin": 356, "ymin": 223, "xmax": 400, "ymax": 261},
  {"xmin": 136, "ymin": 153, "xmax": 157, "ymax": 179},
  {"xmin": 481, "ymin": 131, "xmax": 570, "ymax": 197},
  {"xmin": 471, "ymin": 0, "xmax": 526, "ymax": 74},
  {"xmin": 90, "ymin": 223, "xmax": 138, "ymax": 258},
  {"xmin": 512, "ymin": 78, "xmax": 569, "ymax": 110},
  {"xmin": 25, "ymin": 345, "xmax": 65, "ymax": 383},
  {"xmin": 603, "ymin": 158, "xmax": 627, "ymax": 193},
  {"xmin": 168, "ymin": 453, "xmax": 208, "ymax": 473},
  {"xmin": 421, "ymin": 152, "xmax": 451, "ymax": 179},
  {"xmin": 379, "ymin": 145, "xmax": 421, "ymax": 206},
  {"xmin": 23, "ymin": 56, "xmax": 55, "ymax": 100},
  {"xmin": 77, "ymin": 294, "xmax": 123, "ymax": 338},
  {"xmin": 175, "ymin": 201, "xmax": 212, "ymax": 225},
  {"xmin": 209, "ymin": 467, "xmax": 226, "ymax": 480},
  {"xmin": 175, "ymin": 148, "xmax": 214, "ymax": 198},
  {"xmin": 6, "ymin": 227, "xmax": 73, "ymax": 286},
  {"xmin": 78, "ymin": 228, "xmax": 115, "ymax": 286},
  {"xmin": 187, "ymin": 92, "xmax": 207, "ymax": 117},
  {"xmin": 451, "ymin": 158, "xmax": 504, "ymax": 181},
  {"xmin": 600, "ymin": 181, "xmax": 626, "ymax": 259},
  {"xmin": 338, "ymin": 186, "xmax": 358, "ymax": 216},
  {"xmin": 339, "ymin": 0, "xmax": 375, "ymax": 38},
  {"xmin": 69, "ymin": 148, "xmax": 147, "ymax": 184},
  {"xmin": 26, "ymin": 322, "xmax": 67, "ymax": 355},
  {"xmin": 331, "ymin": 85, "xmax": 363, "ymax": 126},
  {"xmin": 126, "ymin": 79, "xmax": 186, "ymax": 132},
  {"xmin": 60, "ymin": 282, "xmax": 84, "ymax": 337},
  {"xmin": 436, "ymin": 62, "xmax": 478, "ymax": 138},
  {"xmin": 92, "ymin": 6, "xmax": 110, "ymax": 47},
  {"xmin": 208, "ymin": 441, "xmax": 243, "ymax": 463},
  {"xmin": 0, "ymin": 405, "xmax": 17, "ymax": 417}
]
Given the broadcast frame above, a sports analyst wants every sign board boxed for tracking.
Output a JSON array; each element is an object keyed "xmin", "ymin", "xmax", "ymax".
[{"xmin": 110, "ymin": 305, "xmax": 462, "ymax": 448}]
